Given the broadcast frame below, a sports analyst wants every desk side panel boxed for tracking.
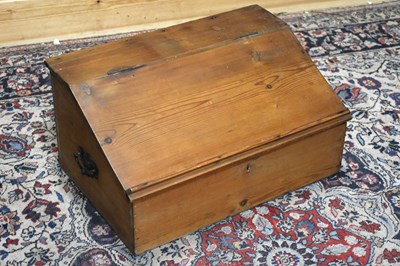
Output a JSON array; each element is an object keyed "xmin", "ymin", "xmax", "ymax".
[{"xmin": 50, "ymin": 71, "xmax": 134, "ymax": 251}]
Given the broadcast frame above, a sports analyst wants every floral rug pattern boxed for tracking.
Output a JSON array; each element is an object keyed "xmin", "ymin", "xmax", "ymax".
[{"xmin": 1, "ymin": 2, "xmax": 400, "ymax": 265}]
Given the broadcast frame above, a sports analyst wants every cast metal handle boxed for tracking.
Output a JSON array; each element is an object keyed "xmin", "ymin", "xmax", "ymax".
[{"xmin": 73, "ymin": 147, "xmax": 98, "ymax": 178}]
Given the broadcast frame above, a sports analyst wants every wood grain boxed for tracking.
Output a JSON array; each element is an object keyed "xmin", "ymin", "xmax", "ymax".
[
  {"xmin": 68, "ymin": 28, "xmax": 348, "ymax": 192},
  {"xmin": 50, "ymin": 71, "xmax": 134, "ymax": 251},
  {"xmin": 46, "ymin": 6, "xmax": 352, "ymax": 254},
  {"xmin": 46, "ymin": 5, "xmax": 286, "ymax": 84},
  {"xmin": 0, "ymin": 0, "xmax": 384, "ymax": 47},
  {"xmin": 133, "ymin": 124, "xmax": 347, "ymax": 253}
]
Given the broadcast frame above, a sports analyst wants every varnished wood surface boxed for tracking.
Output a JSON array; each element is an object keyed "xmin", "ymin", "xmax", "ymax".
[
  {"xmin": 128, "ymin": 114, "xmax": 351, "ymax": 200},
  {"xmin": 59, "ymin": 24, "xmax": 349, "ymax": 192},
  {"xmin": 0, "ymin": 0, "xmax": 384, "ymax": 47},
  {"xmin": 50, "ymin": 71, "xmax": 134, "ymax": 251},
  {"xmin": 134, "ymin": 124, "xmax": 347, "ymax": 253},
  {"xmin": 46, "ymin": 6, "xmax": 352, "ymax": 254},
  {"xmin": 46, "ymin": 6, "xmax": 286, "ymax": 85}
]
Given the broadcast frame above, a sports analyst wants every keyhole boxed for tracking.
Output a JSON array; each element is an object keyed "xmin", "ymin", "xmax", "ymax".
[{"xmin": 246, "ymin": 163, "xmax": 251, "ymax": 173}]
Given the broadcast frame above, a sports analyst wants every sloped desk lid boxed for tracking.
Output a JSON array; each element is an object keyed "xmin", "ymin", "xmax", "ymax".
[{"xmin": 46, "ymin": 5, "xmax": 351, "ymax": 196}]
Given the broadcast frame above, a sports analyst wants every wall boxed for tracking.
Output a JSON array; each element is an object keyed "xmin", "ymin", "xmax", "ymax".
[{"xmin": 0, "ymin": 0, "xmax": 383, "ymax": 47}]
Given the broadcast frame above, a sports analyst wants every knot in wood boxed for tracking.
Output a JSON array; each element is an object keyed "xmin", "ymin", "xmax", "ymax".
[{"xmin": 239, "ymin": 199, "xmax": 248, "ymax": 207}]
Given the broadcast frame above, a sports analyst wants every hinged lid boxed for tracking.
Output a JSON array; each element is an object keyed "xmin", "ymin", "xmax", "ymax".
[{"xmin": 46, "ymin": 5, "xmax": 351, "ymax": 196}]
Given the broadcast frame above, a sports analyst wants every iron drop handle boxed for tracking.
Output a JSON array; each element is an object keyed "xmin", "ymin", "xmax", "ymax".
[{"xmin": 74, "ymin": 147, "xmax": 98, "ymax": 178}]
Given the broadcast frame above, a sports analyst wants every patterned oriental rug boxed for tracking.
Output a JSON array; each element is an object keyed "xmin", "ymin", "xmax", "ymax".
[{"xmin": 1, "ymin": 2, "xmax": 400, "ymax": 265}]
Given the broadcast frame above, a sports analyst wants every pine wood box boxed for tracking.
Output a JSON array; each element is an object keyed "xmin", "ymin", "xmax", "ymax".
[{"xmin": 45, "ymin": 5, "xmax": 351, "ymax": 254}]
